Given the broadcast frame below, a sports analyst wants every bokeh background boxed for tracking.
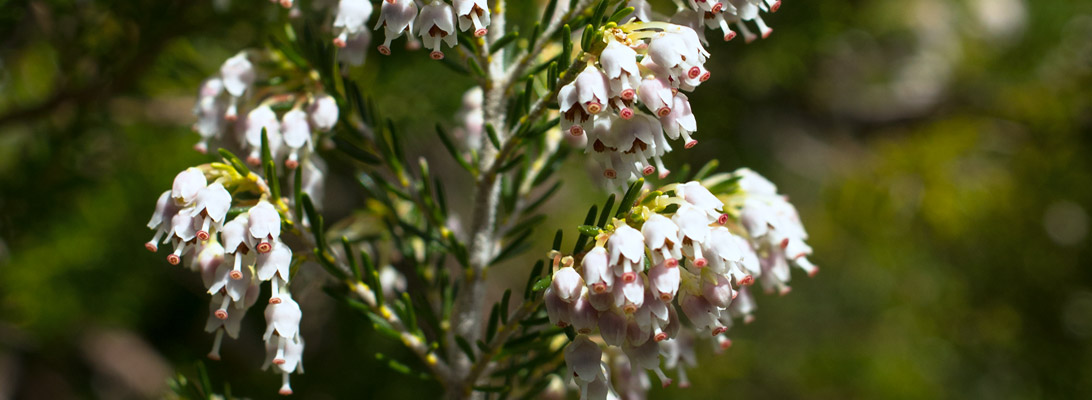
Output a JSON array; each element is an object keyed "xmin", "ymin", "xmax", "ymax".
[{"xmin": 2, "ymin": 0, "xmax": 1091, "ymax": 398}]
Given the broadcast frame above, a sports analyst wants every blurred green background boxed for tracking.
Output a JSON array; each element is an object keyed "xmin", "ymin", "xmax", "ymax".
[{"xmin": 1, "ymin": 0, "xmax": 1090, "ymax": 398}]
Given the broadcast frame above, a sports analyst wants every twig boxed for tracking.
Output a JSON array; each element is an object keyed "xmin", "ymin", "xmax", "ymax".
[{"xmin": 349, "ymin": 281, "xmax": 453, "ymax": 382}]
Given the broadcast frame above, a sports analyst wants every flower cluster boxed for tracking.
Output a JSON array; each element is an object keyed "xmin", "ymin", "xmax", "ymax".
[
  {"xmin": 559, "ymin": 23, "xmax": 705, "ymax": 182},
  {"xmin": 145, "ymin": 166, "xmax": 304, "ymax": 395},
  {"xmin": 556, "ymin": 0, "xmax": 782, "ymax": 183},
  {"xmin": 551, "ymin": 169, "xmax": 816, "ymax": 398},
  {"xmin": 332, "ymin": 0, "xmax": 490, "ymax": 60},
  {"xmin": 192, "ymin": 51, "xmax": 339, "ymax": 171}
]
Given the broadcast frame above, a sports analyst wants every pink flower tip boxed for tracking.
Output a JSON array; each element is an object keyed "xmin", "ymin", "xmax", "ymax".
[
  {"xmin": 603, "ymin": 169, "xmax": 618, "ymax": 179},
  {"xmin": 475, "ymin": 28, "xmax": 488, "ymax": 37},
  {"xmin": 659, "ymin": 292, "xmax": 673, "ymax": 302},
  {"xmin": 711, "ymin": 326, "xmax": 727, "ymax": 335},
  {"xmin": 679, "ymin": 382, "xmax": 692, "ymax": 388},
  {"xmin": 273, "ymin": 358, "xmax": 286, "ymax": 365},
  {"xmin": 700, "ymin": 72, "xmax": 711, "ymax": 82},
  {"xmin": 661, "ymin": 379, "xmax": 673, "ymax": 388},
  {"xmin": 642, "ymin": 165, "xmax": 655, "ymax": 176},
  {"xmin": 279, "ymin": 388, "xmax": 293, "ymax": 396},
  {"xmin": 145, "ymin": 242, "xmax": 158, "ymax": 252},
  {"xmin": 712, "ymin": 3, "xmax": 723, "ymax": 13},
  {"xmin": 619, "ymin": 108, "xmax": 634, "ymax": 120},
  {"xmin": 724, "ymin": 31, "xmax": 737, "ymax": 41},
  {"xmin": 740, "ymin": 275, "xmax": 754, "ymax": 286},
  {"xmin": 720, "ymin": 339, "xmax": 733, "ymax": 349},
  {"xmin": 193, "ymin": 143, "xmax": 208, "ymax": 154},
  {"xmin": 771, "ymin": 0, "xmax": 781, "ymax": 12},
  {"xmin": 285, "ymin": 159, "xmax": 299, "ymax": 169},
  {"xmin": 658, "ymin": 169, "xmax": 671, "ymax": 179},
  {"xmin": 586, "ymin": 102, "xmax": 603, "ymax": 114},
  {"xmin": 279, "ymin": 0, "xmax": 292, "ymax": 8},
  {"xmin": 230, "ymin": 270, "xmax": 244, "ymax": 280},
  {"xmin": 685, "ymin": 140, "xmax": 698, "ymax": 149},
  {"xmin": 197, "ymin": 231, "xmax": 210, "ymax": 241},
  {"xmin": 429, "ymin": 51, "xmax": 445, "ymax": 60},
  {"xmin": 654, "ymin": 332, "xmax": 668, "ymax": 342},
  {"xmin": 687, "ymin": 66, "xmax": 701, "ymax": 80},
  {"xmin": 257, "ymin": 242, "xmax": 273, "ymax": 253},
  {"xmin": 622, "ymin": 272, "xmax": 637, "ymax": 283},
  {"xmin": 207, "ymin": 352, "xmax": 221, "ymax": 361},
  {"xmin": 167, "ymin": 254, "xmax": 181, "ymax": 265},
  {"xmin": 808, "ymin": 266, "xmax": 820, "ymax": 277},
  {"xmin": 694, "ymin": 258, "xmax": 708, "ymax": 268},
  {"xmin": 620, "ymin": 89, "xmax": 636, "ymax": 100},
  {"xmin": 592, "ymin": 282, "xmax": 608, "ymax": 294},
  {"xmin": 666, "ymin": 258, "xmax": 678, "ymax": 268},
  {"xmin": 270, "ymin": 297, "xmax": 283, "ymax": 304},
  {"xmin": 333, "ymin": 38, "xmax": 346, "ymax": 48},
  {"xmin": 247, "ymin": 156, "xmax": 261, "ymax": 166},
  {"xmin": 779, "ymin": 286, "xmax": 792, "ymax": 296},
  {"xmin": 623, "ymin": 304, "xmax": 637, "ymax": 314},
  {"xmin": 762, "ymin": 28, "xmax": 773, "ymax": 39},
  {"xmin": 569, "ymin": 125, "xmax": 584, "ymax": 136},
  {"xmin": 378, "ymin": 45, "xmax": 392, "ymax": 56},
  {"xmin": 717, "ymin": 214, "xmax": 730, "ymax": 225},
  {"xmin": 656, "ymin": 107, "xmax": 672, "ymax": 118},
  {"xmin": 214, "ymin": 310, "xmax": 228, "ymax": 320}
]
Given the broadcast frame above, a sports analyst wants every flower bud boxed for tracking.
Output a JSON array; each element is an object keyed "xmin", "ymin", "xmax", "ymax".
[
  {"xmin": 552, "ymin": 266, "xmax": 584, "ymax": 303},
  {"xmin": 564, "ymin": 335, "xmax": 602, "ymax": 383},
  {"xmin": 172, "ymin": 168, "xmax": 207, "ymax": 206}
]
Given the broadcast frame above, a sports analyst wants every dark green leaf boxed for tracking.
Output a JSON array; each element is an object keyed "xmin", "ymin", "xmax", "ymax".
[
  {"xmin": 532, "ymin": 276, "xmax": 552, "ymax": 292},
  {"xmin": 435, "ymin": 124, "xmax": 474, "ymax": 172},
  {"xmin": 608, "ymin": 6, "xmax": 634, "ymax": 24},
  {"xmin": 218, "ymin": 149, "xmax": 250, "ymax": 176},
  {"xmin": 455, "ymin": 335, "xmax": 477, "ymax": 362},
  {"xmin": 485, "ymin": 123, "xmax": 501, "ymax": 150}
]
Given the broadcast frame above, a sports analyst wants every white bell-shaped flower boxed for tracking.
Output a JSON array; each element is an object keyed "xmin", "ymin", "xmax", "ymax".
[
  {"xmin": 582, "ymin": 246, "xmax": 614, "ymax": 294},
  {"xmin": 544, "ymin": 286, "xmax": 571, "ymax": 327},
  {"xmin": 598, "ymin": 42, "xmax": 640, "ymax": 97},
  {"xmin": 257, "ymin": 240, "xmax": 293, "ymax": 282},
  {"xmin": 416, "ymin": 1, "xmax": 458, "ymax": 60},
  {"xmin": 333, "ymin": 0, "xmax": 374, "ymax": 47},
  {"xmin": 648, "ymin": 261, "xmax": 680, "ymax": 302},
  {"xmin": 575, "ymin": 65, "xmax": 610, "ymax": 115},
  {"xmin": 607, "ymin": 224, "xmax": 645, "ymax": 283},
  {"xmin": 701, "ymin": 271, "xmax": 735, "ymax": 308},
  {"xmin": 189, "ymin": 182, "xmax": 232, "ymax": 241},
  {"xmin": 660, "ymin": 93, "xmax": 698, "ymax": 148},
  {"xmin": 167, "ymin": 212, "xmax": 197, "ymax": 265},
  {"xmin": 675, "ymin": 181, "xmax": 722, "ymax": 216},
  {"xmin": 564, "ymin": 335, "xmax": 603, "ymax": 384},
  {"xmin": 558, "ymin": 83, "xmax": 593, "ymax": 136},
  {"xmin": 263, "ymin": 295, "xmax": 302, "ymax": 342},
  {"xmin": 569, "ymin": 292, "xmax": 599, "ymax": 334},
  {"xmin": 245, "ymin": 105, "xmax": 282, "ymax": 165},
  {"xmin": 220, "ymin": 52, "xmax": 255, "ymax": 98},
  {"xmin": 672, "ymin": 204, "xmax": 714, "ymax": 267},
  {"xmin": 197, "ymin": 241, "xmax": 225, "ymax": 289},
  {"xmin": 637, "ymin": 74, "xmax": 674, "ymax": 118},
  {"xmin": 172, "ymin": 167, "xmax": 207, "ymax": 206},
  {"xmin": 374, "ymin": 0, "xmax": 418, "ymax": 55},
  {"xmin": 146, "ymin": 190, "xmax": 180, "ymax": 252},
  {"xmin": 642, "ymin": 213, "xmax": 681, "ymax": 267},
  {"xmin": 309, "ymin": 94, "xmax": 339, "ymax": 132},
  {"xmin": 248, "ymin": 201, "xmax": 282, "ymax": 253},
  {"xmin": 454, "ymin": 0, "xmax": 490, "ymax": 37},
  {"xmin": 553, "ymin": 266, "xmax": 584, "ymax": 303},
  {"xmin": 281, "ymin": 108, "xmax": 312, "ymax": 169},
  {"xmin": 192, "ymin": 78, "xmax": 227, "ymax": 153}
]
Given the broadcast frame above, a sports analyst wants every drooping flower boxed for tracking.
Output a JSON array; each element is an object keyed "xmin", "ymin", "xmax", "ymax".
[
  {"xmin": 454, "ymin": 0, "xmax": 491, "ymax": 37},
  {"xmin": 333, "ymin": 0, "xmax": 374, "ymax": 47},
  {"xmin": 374, "ymin": 0, "xmax": 418, "ymax": 55},
  {"xmin": 416, "ymin": 1, "xmax": 458, "ymax": 60}
]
